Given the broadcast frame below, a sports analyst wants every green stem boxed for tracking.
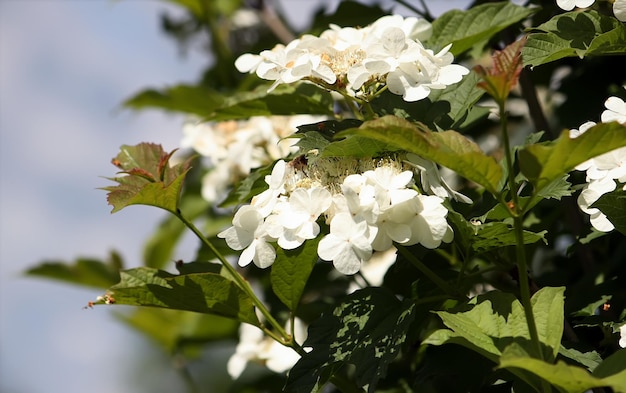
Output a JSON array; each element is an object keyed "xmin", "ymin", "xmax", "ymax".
[
  {"xmin": 174, "ymin": 209, "xmax": 289, "ymax": 343},
  {"xmin": 397, "ymin": 245, "xmax": 458, "ymax": 297},
  {"xmin": 498, "ymin": 103, "xmax": 549, "ymax": 392}
]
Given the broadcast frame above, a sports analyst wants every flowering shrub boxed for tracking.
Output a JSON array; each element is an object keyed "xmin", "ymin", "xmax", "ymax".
[{"xmin": 28, "ymin": 1, "xmax": 626, "ymax": 392}]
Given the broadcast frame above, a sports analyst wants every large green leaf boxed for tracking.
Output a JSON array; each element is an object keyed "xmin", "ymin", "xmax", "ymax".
[
  {"xmin": 26, "ymin": 251, "xmax": 122, "ymax": 289},
  {"xmin": 123, "ymin": 84, "xmax": 226, "ymax": 117},
  {"xmin": 337, "ymin": 116, "xmax": 503, "ymax": 195},
  {"xmin": 102, "ymin": 143, "xmax": 192, "ymax": 214},
  {"xmin": 123, "ymin": 83, "xmax": 334, "ymax": 120},
  {"xmin": 270, "ymin": 238, "xmax": 321, "ymax": 311},
  {"xmin": 499, "ymin": 345, "xmax": 626, "ymax": 393},
  {"xmin": 206, "ymin": 83, "xmax": 335, "ymax": 121},
  {"xmin": 286, "ymin": 288, "xmax": 416, "ymax": 393},
  {"xmin": 101, "ymin": 267, "xmax": 260, "ymax": 326},
  {"xmin": 424, "ymin": 287, "xmax": 565, "ymax": 362},
  {"xmin": 429, "ymin": 2, "xmax": 536, "ymax": 55},
  {"xmin": 518, "ymin": 122, "xmax": 626, "ymax": 209},
  {"xmin": 523, "ymin": 10, "xmax": 626, "ymax": 68}
]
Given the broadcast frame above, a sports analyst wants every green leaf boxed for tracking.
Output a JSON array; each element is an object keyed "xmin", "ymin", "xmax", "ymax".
[
  {"xmin": 103, "ymin": 267, "xmax": 260, "ymax": 326},
  {"xmin": 592, "ymin": 190, "xmax": 626, "ymax": 235},
  {"xmin": 370, "ymin": 71, "xmax": 486, "ymax": 131},
  {"xmin": 337, "ymin": 116, "xmax": 503, "ymax": 195},
  {"xmin": 101, "ymin": 143, "xmax": 192, "ymax": 214},
  {"xmin": 429, "ymin": 2, "xmax": 536, "ymax": 56},
  {"xmin": 26, "ymin": 251, "xmax": 122, "ymax": 289},
  {"xmin": 219, "ymin": 161, "xmax": 274, "ymax": 207},
  {"xmin": 471, "ymin": 222, "xmax": 547, "ymax": 254},
  {"xmin": 499, "ymin": 346, "xmax": 626, "ymax": 393},
  {"xmin": 116, "ymin": 308, "xmax": 237, "ymax": 354},
  {"xmin": 518, "ymin": 123, "xmax": 626, "ymax": 207},
  {"xmin": 286, "ymin": 288, "xmax": 416, "ymax": 393},
  {"xmin": 270, "ymin": 237, "xmax": 321, "ymax": 311},
  {"xmin": 523, "ymin": 11, "xmax": 626, "ymax": 68},
  {"xmin": 206, "ymin": 83, "xmax": 335, "ymax": 121},
  {"xmin": 559, "ymin": 345, "xmax": 603, "ymax": 372},
  {"xmin": 123, "ymin": 84, "xmax": 225, "ymax": 117},
  {"xmin": 424, "ymin": 287, "xmax": 565, "ymax": 362}
]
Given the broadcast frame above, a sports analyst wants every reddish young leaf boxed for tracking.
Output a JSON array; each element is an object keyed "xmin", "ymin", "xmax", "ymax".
[
  {"xmin": 101, "ymin": 143, "xmax": 193, "ymax": 214},
  {"xmin": 475, "ymin": 36, "xmax": 527, "ymax": 103}
]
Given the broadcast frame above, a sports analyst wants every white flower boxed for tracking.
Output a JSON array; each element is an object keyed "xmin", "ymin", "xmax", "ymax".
[
  {"xmin": 217, "ymin": 205, "xmax": 276, "ymax": 268},
  {"xmin": 615, "ymin": 0, "xmax": 626, "ymax": 22},
  {"xmin": 556, "ymin": 0, "xmax": 595, "ymax": 11},
  {"xmin": 619, "ymin": 324, "xmax": 626, "ymax": 348},
  {"xmin": 577, "ymin": 178, "xmax": 617, "ymax": 232},
  {"xmin": 406, "ymin": 153, "xmax": 472, "ymax": 203},
  {"xmin": 391, "ymin": 195, "xmax": 451, "ymax": 249},
  {"xmin": 227, "ymin": 319, "xmax": 308, "ymax": 378},
  {"xmin": 266, "ymin": 187, "xmax": 332, "ymax": 250},
  {"xmin": 601, "ymin": 95, "xmax": 626, "ymax": 124},
  {"xmin": 386, "ymin": 44, "xmax": 469, "ymax": 102},
  {"xmin": 318, "ymin": 213, "xmax": 376, "ymax": 275},
  {"xmin": 251, "ymin": 160, "xmax": 288, "ymax": 217}
]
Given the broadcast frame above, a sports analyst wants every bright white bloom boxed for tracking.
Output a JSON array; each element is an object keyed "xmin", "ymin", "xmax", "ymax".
[
  {"xmin": 318, "ymin": 213, "xmax": 376, "ymax": 275},
  {"xmin": 620, "ymin": 324, "xmax": 626, "ymax": 348},
  {"xmin": 556, "ymin": 0, "xmax": 595, "ymax": 11},
  {"xmin": 266, "ymin": 187, "xmax": 332, "ymax": 250},
  {"xmin": 571, "ymin": 90, "xmax": 626, "ymax": 232},
  {"xmin": 227, "ymin": 319, "xmax": 308, "ymax": 378},
  {"xmin": 601, "ymin": 96, "xmax": 626, "ymax": 124},
  {"xmin": 615, "ymin": 0, "xmax": 626, "ymax": 22},
  {"xmin": 217, "ymin": 205, "xmax": 276, "ymax": 268},
  {"xmin": 252, "ymin": 160, "xmax": 288, "ymax": 217},
  {"xmin": 236, "ymin": 14, "xmax": 468, "ymax": 103},
  {"xmin": 391, "ymin": 195, "xmax": 451, "ymax": 249}
]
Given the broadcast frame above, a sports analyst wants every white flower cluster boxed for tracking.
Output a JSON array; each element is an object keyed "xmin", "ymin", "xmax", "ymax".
[
  {"xmin": 228, "ymin": 318, "xmax": 307, "ymax": 378},
  {"xmin": 218, "ymin": 155, "xmax": 456, "ymax": 275},
  {"xmin": 181, "ymin": 115, "xmax": 324, "ymax": 203},
  {"xmin": 570, "ymin": 90, "xmax": 626, "ymax": 232},
  {"xmin": 235, "ymin": 15, "xmax": 469, "ymax": 102},
  {"xmin": 556, "ymin": 0, "xmax": 626, "ymax": 22}
]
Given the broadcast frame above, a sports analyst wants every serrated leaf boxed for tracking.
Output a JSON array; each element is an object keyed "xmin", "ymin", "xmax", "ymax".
[
  {"xmin": 270, "ymin": 238, "xmax": 321, "ymax": 311},
  {"xmin": 102, "ymin": 143, "xmax": 192, "ymax": 214},
  {"xmin": 26, "ymin": 251, "xmax": 122, "ymax": 289},
  {"xmin": 206, "ymin": 83, "xmax": 334, "ymax": 121},
  {"xmin": 123, "ymin": 84, "xmax": 226, "ymax": 117},
  {"xmin": 104, "ymin": 267, "xmax": 260, "ymax": 326},
  {"xmin": 559, "ymin": 345, "xmax": 603, "ymax": 372},
  {"xmin": 424, "ymin": 287, "xmax": 565, "ymax": 362},
  {"xmin": 370, "ymin": 71, "xmax": 486, "ymax": 130},
  {"xmin": 475, "ymin": 37, "xmax": 526, "ymax": 103},
  {"xmin": 471, "ymin": 222, "xmax": 547, "ymax": 254},
  {"xmin": 591, "ymin": 190, "xmax": 626, "ymax": 235},
  {"xmin": 523, "ymin": 11, "xmax": 626, "ymax": 68},
  {"xmin": 499, "ymin": 346, "xmax": 626, "ymax": 393},
  {"xmin": 286, "ymin": 288, "xmax": 416, "ymax": 393},
  {"xmin": 518, "ymin": 123, "xmax": 626, "ymax": 209},
  {"xmin": 429, "ymin": 2, "xmax": 536, "ymax": 55},
  {"xmin": 337, "ymin": 116, "xmax": 503, "ymax": 195}
]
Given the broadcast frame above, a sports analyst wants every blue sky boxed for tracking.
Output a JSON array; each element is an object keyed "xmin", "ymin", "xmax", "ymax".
[{"xmin": 0, "ymin": 1, "xmax": 470, "ymax": 392}]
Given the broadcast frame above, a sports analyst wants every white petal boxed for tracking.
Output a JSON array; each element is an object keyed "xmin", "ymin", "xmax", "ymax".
[
  {"xmin": 235, "ymin": 53, "xmax": 262, "ymax": 73},
  {"xmin": 615, "ymin": 0, "xmax": 626, "ymax": 22}
]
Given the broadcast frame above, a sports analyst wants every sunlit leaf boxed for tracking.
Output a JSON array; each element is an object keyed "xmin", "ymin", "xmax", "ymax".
[
  {"xmin": 523, "ymin": 11, "xmax": 626, "ymax": 68},
  {"xmin": 499, "ymin": 345, "xmax": 626, "ymax": 393},
  {"xmin": 337, "ymin": 116, "xmax": 503, "ymax": 195},
  {"xmin": 100, "ymin": 267, "xmax": 260, "ymax": 326},
  {"xmin": 286, "ymin": 288, "xmax": 416, "ymax": 393},
  {"xmin": 518, "ymin": 122, "xmax": 626, "ymax": 209},
  {"xmin": 271, "ymin": 238, "xmax": 321, "ymax": 311},
  {"xmin": 101, "ymin": 143, "xmax": 192, "ymax": 214},
  {"xmin": 429, "ymin": 2, "xmax": 536, "ymax": 55},
  {"xmin": 123, "ymin": 84, "xmax": 225, "ymax": 117}
]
